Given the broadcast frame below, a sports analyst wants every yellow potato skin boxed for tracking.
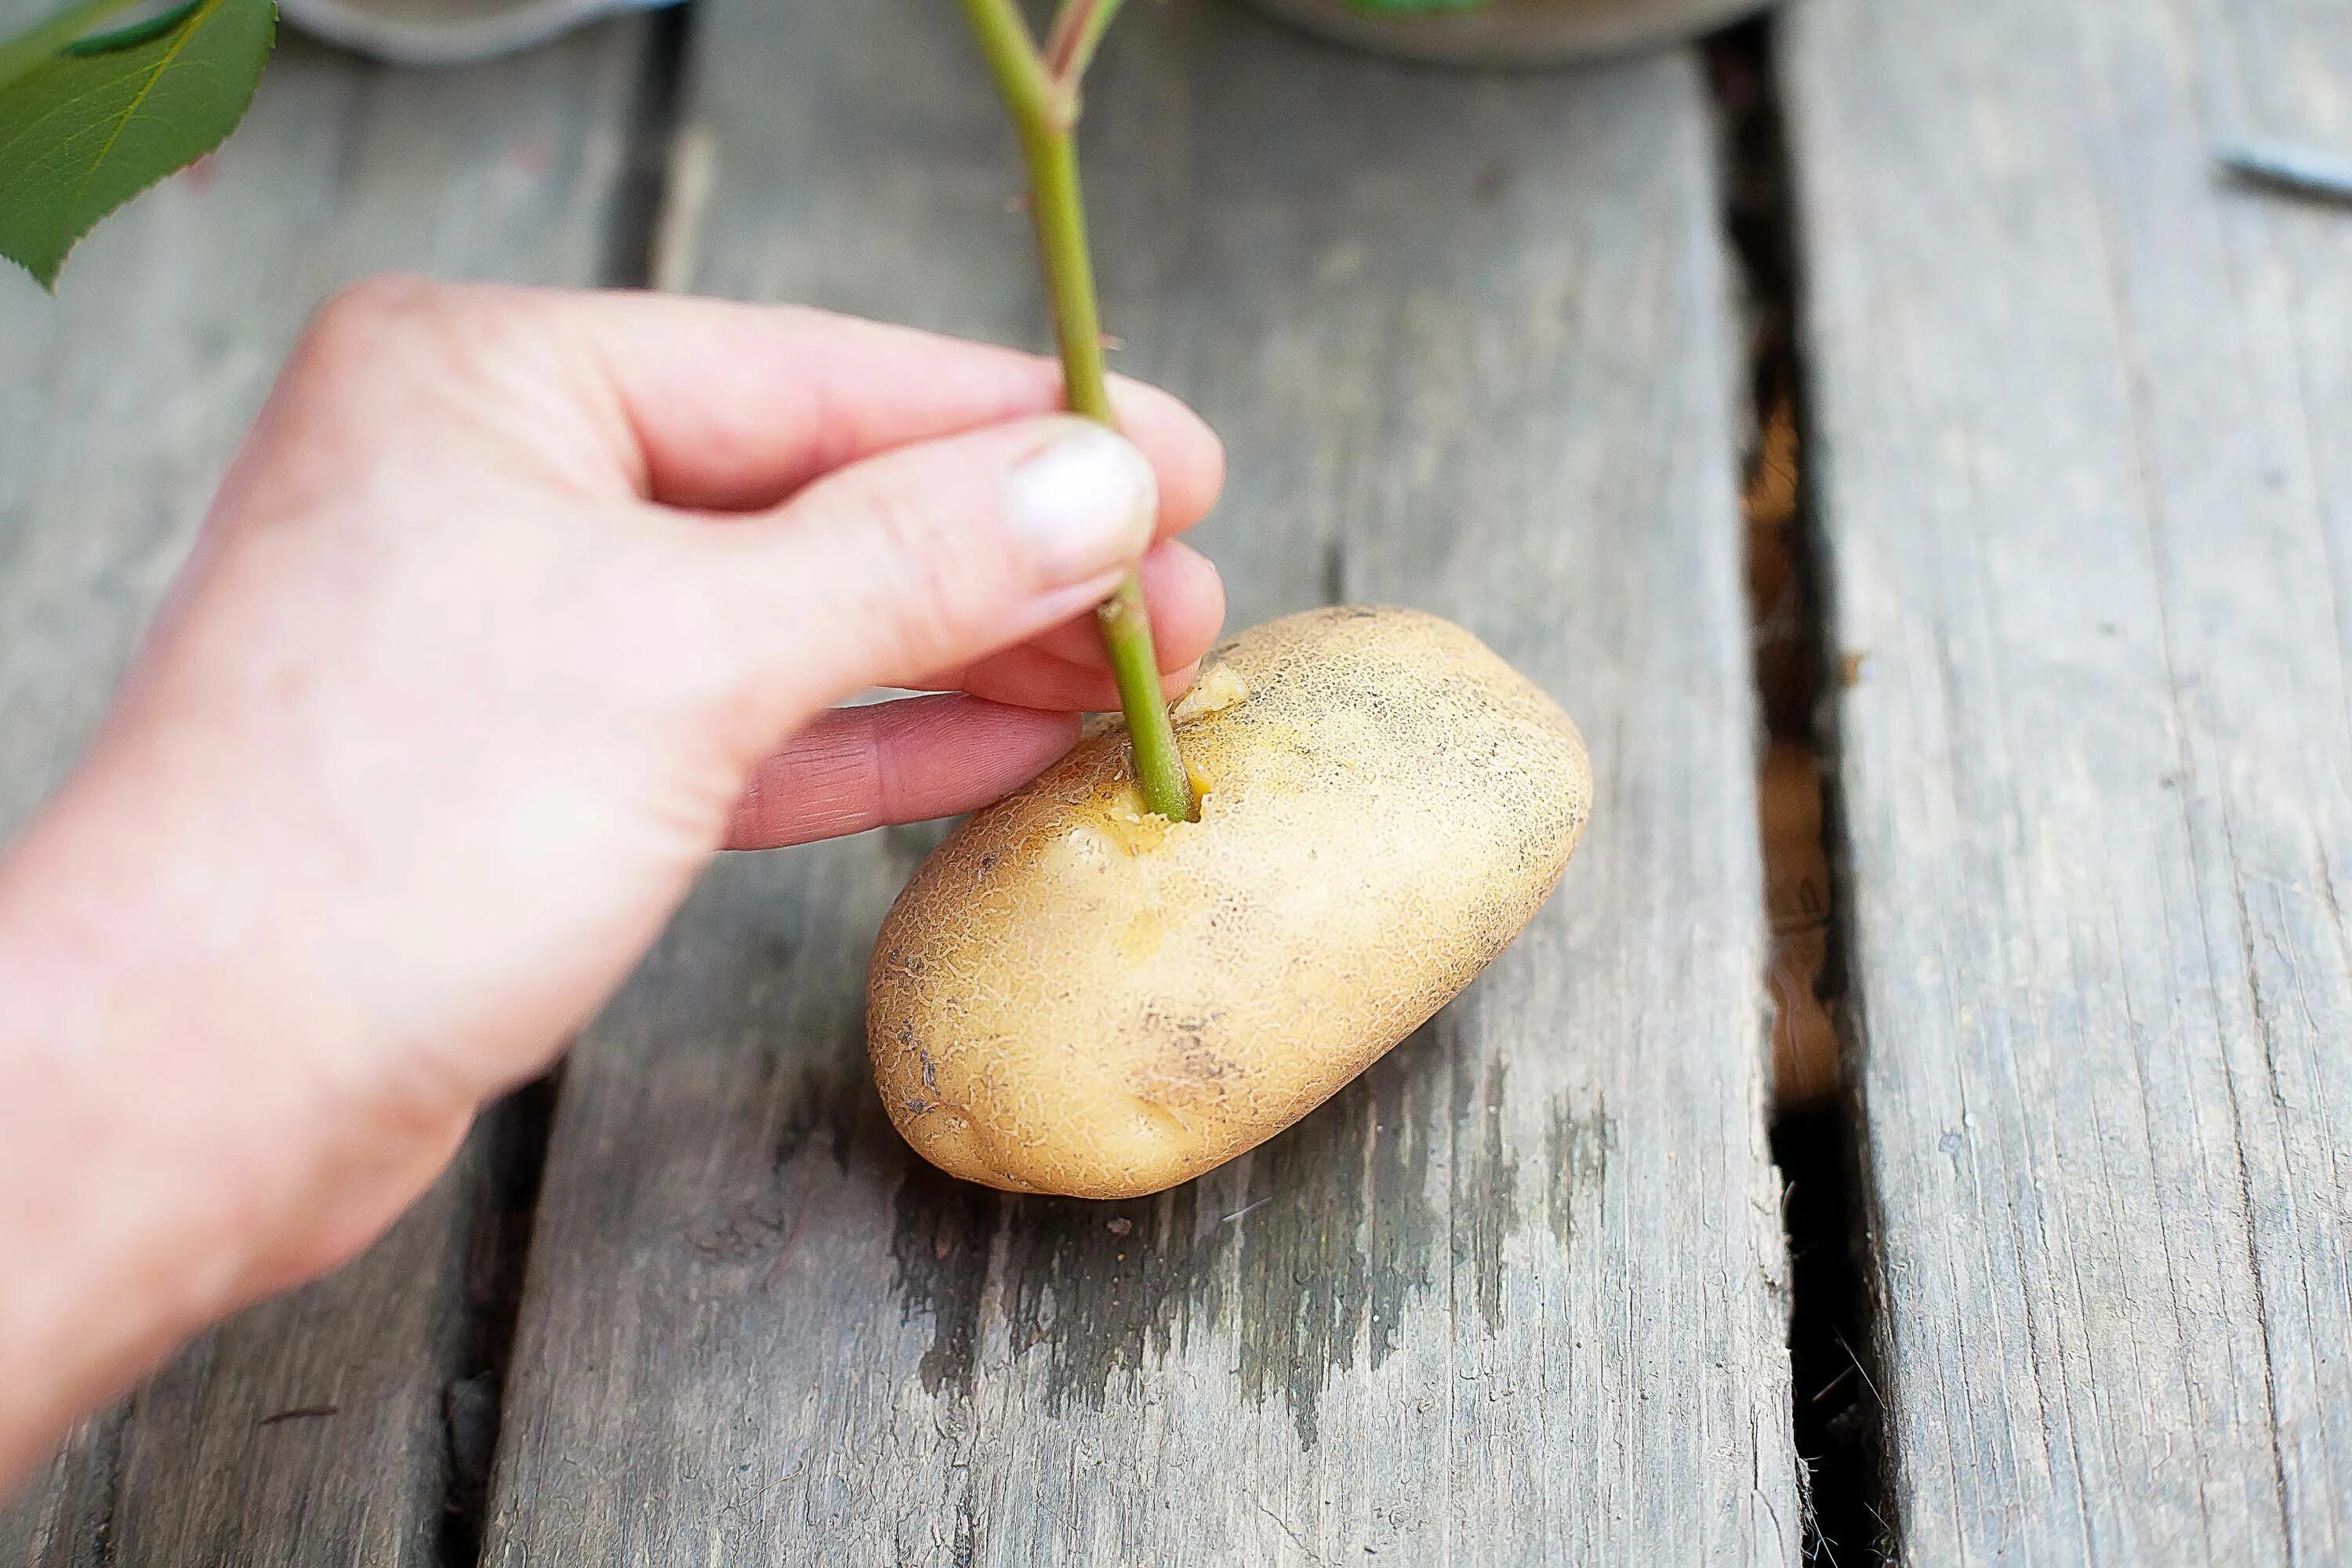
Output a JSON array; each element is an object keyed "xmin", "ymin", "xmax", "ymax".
[{"xmin": 866, "ymin": 605, "xmax": 1592, "ymax": 1199}]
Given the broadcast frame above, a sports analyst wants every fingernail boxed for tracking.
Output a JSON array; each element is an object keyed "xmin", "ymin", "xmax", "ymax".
[{"xmin": 1004, "ymin": 423, "xmax": 1158, "ymax": 586}]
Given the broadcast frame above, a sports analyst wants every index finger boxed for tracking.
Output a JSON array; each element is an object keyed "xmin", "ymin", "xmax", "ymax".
[{"xmin": 552, "ymin": 289, "xmax": 1225, "ymax": 529}]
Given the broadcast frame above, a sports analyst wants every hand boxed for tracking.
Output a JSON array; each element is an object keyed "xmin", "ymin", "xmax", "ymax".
[{"xmin": 0, "ymin": 279, "xmax": 1225, "ymax": 1479}]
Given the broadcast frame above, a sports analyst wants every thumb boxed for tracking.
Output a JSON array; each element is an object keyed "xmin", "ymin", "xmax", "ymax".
[{"xmin": 702, "ymin": 415, "xmax": 1160, "ymax": 715}]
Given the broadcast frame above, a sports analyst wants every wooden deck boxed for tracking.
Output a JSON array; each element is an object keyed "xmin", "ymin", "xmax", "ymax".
[
  {"xmin": 1788, "ymin": 0, "xmax": 2352, "ymax": 1557},
  {"xmin": 2, "ymin": 0, "xmax": 2347, "ymax": 1561}
]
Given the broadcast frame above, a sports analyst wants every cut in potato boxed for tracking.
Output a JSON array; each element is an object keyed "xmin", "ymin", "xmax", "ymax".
[{"xmin": 866, "ymin": 605, "xmax": 1592, "ymax": 1199}]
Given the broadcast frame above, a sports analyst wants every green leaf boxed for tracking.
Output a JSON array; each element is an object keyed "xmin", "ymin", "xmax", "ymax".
[
  {"xmin": 1344, "ymin": 0, "xmax": 1494, "ymax": 12},
  {"xmin": 0, "ymin": 0, "xmax": 274, "ymax": 289}
]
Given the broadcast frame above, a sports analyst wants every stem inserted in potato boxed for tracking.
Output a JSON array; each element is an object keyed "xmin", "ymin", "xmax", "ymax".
[{"xmin": 957, "ymin": 0, "xmax": 1195, "ymax": 823}]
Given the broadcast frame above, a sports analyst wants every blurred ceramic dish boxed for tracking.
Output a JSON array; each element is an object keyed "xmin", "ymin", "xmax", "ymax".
[
  {"xmin": 1241, "ymin": 0, "xmax": 1770, "ymax": 65},
  {"xmin": 278, "ymin": 0, "xmax": 675, "ymax": 66}
]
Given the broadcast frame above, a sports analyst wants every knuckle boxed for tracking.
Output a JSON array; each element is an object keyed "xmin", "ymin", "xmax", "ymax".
[
  {"xmin": 301, "ymin": 274, "xmax": 448, "ymax": 365},
  {"xmin": 315, "ymin": 271, "xmax": 438, "ymax": 327},
  {"xmin": 294, "ymin": 278, "xmax": 554, "ymax": 396}
]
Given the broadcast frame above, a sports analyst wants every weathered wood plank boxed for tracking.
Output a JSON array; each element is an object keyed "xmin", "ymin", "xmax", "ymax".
[
  {"xmin": 0, "ymin": 26, "xmax": 648, "ymax": 1565},
  {"xmin": 1786, "ymin": 0, "xmax": 2352, "ymax": 1557},
  {"xmin": 487, "ymin": 5, "xmax": 1797, "ymax": 1563}
]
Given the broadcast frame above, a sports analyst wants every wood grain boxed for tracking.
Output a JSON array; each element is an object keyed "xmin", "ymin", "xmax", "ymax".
[
  {"xmin": 1786, "ymin": 0, "xmax": 2352, "ymax": 1557},
  {"xmin": 0, "ymin": 26, "xmax": 647, "ymax": 1564},
  {"xmin": 485, "ymin": 4, "xmax": 1798, "ymax": 1563}
]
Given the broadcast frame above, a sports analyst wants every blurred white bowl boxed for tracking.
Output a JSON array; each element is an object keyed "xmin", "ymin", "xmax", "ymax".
[
  {"xmin": 1243, "ymin": 0, "xmax": 1770, "ymax": 66},
  {"xmin": 278, "ymin": 0, "xmax": 675, "ymax": 66}
]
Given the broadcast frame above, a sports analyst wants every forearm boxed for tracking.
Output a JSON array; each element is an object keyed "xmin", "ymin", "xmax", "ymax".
[{"xmin": 0, "ymin": 763, "xmax": 455, "ymax": 1486}]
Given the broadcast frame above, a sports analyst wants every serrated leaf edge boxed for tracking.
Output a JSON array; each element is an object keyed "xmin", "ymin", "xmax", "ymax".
[{"xmin": 4, "ymin": 0, "xmax": 277, "ymax": 289}]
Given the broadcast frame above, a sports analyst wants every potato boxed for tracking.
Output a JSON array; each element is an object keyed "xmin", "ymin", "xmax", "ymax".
[{"xmin": 866, "ymin": 605, "xmax": 1592, "ymax": 1199}]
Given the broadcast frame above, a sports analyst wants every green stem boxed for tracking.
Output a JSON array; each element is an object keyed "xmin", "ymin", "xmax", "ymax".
[
  {"xmin": 0, "ymin": 0, "xmax": 147, "ymax": 89},
  {"xmin": 1018, "ymin": 118, "xmax": 1110, "ymax": 424},
  {"xmin": 958, "ymin": 0, "xmax": 1195, "ymax": 822},
  {"xmin": 956, "ymin": 0, "xmax": 1053, "ymax": 124}
]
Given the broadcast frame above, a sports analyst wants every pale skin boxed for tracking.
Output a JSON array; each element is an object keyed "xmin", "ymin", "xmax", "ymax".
[{"xmin": 0, "ymin": 278, "xmax": 1227, "ymax": 1486}]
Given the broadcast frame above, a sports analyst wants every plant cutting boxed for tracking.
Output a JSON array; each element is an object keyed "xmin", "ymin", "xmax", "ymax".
[
  {"xmin": 866, "ymin": 0, "xmax": 1592, "ymax": 1199},
  {"xmin": 957, "ymin": 0, "xmax": 1193, "ymax": 824}
]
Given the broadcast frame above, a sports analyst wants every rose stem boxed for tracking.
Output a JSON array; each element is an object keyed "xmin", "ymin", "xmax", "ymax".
[{"xmin": 957, "ymin": 0, "xmax": 1195, "ymax": 822}]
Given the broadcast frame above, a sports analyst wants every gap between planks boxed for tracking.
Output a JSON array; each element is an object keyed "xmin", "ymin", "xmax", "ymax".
[{"xmin": 1708, "ymin": 15, "xmax": 1890, "ymax": 1565}]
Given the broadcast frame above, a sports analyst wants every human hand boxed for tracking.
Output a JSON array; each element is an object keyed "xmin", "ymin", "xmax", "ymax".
[{"xmin": 0, "ymin": 280, "xmax": 1224, "ymax": 1474}]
